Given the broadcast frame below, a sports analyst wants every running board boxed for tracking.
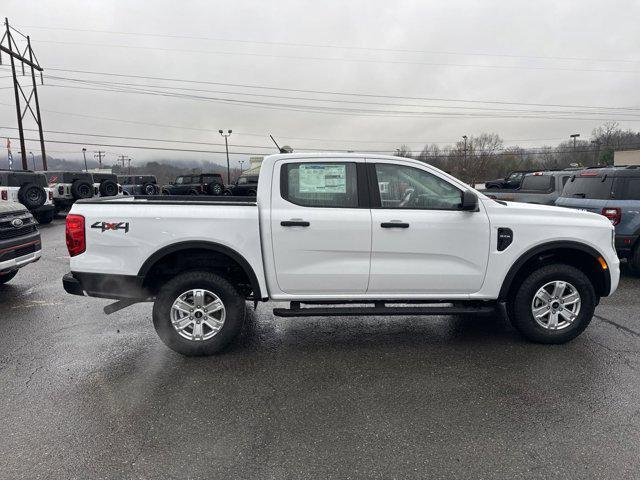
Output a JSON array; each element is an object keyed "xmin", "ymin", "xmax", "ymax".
[{"xmin": 273, "ymin": 302, "xmax": 496, "ymax": 318}]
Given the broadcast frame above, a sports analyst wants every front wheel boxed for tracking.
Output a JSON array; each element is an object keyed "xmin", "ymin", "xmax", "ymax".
[
  {"xmin": 34, "ymin": 210, "xmax": 54, "ymax": 225},
  {"xmin": 152, "ymin": 271, "xmax": 246, "ymax": 356},
  {"xmin": 509, "ymin": 264, "xmax": 596, "ymax": 344}
]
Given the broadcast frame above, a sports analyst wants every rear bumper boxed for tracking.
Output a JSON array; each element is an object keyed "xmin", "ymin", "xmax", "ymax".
[
  {"xmin": 63, "ymin": 271, "xmax": 148, "ymax": 299},
  {"xmin": 615, "ymin": 234, "xmax": 638, "ymax": 257},
  {"xmin": 0, "ymin": 232, "xmax": 42, "ymax": 273}
]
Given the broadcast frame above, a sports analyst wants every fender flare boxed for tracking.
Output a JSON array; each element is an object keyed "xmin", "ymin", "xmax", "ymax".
[
  {"xmin": 498, "ymin": 240, "xmax": 611, "ymax": 300},
  {"xmin": 138, "ymin": 240, "xmax": 262, "ymax": 299}
]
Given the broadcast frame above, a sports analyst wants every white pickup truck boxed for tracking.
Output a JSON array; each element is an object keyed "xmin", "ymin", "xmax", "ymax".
[{"xmin": 62, "ymin": 153, "xmax": 620, "ymax": 355}]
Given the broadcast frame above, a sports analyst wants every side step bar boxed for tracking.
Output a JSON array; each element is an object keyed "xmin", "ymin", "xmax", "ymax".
[{"xmin": 273, "ymin": 302, "xmax": 496, "ymax": 318}]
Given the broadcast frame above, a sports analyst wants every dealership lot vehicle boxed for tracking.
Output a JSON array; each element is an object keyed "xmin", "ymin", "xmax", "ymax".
[
  {"xmin": 118, "ymin": 175, "xmax": 160, "ymax": 195},
  {"xmin": 484, "ymin": 169, "xmax": 536, "ymax": 189},
  {"xmin": 0, "ymin": 203, "xmax": 41, "ymax": 284},
  {"xmin": 62, "ymin": 153, "xmax": 619, "ymax": 355},
  {"xmin": 224, "ymin": 174, "xmax": 259, "ymax": 196},
  {"xmin": 482, "ymin": 170, "xmax": 573, "ymax": 205},
  {"xmin": 41, "ymin": 170, "xmax": 94, "ymax": 213},
  {"xmin": 556, "ymin": 167, "xmax": 640, "ymax": 274},
  {"xmin": 0, "ymin": 169, "xmax": 55, "ymax": 224},
  {"xmin": 161, "ymin": 173, "xmax": 225, "ymax": 196},
  {"xmin": 91, "ymin": 172, "xmax": 121, "ymax": 198}
]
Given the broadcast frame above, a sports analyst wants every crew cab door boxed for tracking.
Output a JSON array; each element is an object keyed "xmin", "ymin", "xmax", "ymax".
[
  {"xmin": 367, "ymin": 161, "xmax": 490, "ymax": 295},
  {"xmin": 270, "ymin": 159, "xmax": 371, "ymax": 294}
]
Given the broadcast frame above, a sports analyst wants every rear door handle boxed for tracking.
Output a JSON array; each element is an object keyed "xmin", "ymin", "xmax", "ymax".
[
  {"xmin": 281, "ymin": 220, "xmax": 310, "ymax": 227},
  {"xmin": 381, "ymin": 222, "xmax": 410, "ymax": 228}
]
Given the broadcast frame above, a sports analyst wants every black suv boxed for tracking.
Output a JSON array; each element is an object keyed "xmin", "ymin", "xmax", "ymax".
[
  {"xmin": 485, "ymin": 170, "xmax": 536, "ymax": 189},
  {"xmin": 224, "ymin": 174, "xmax": 259, "ymax": 196},
  {"xmin": 161, "ymin": 173, "xmax": 225, "ymax": 196},
  {"xmin": 118, "ymin": 175, "xmax": 160, "ymax": 195},
  {"xmin": 0, "ymin": 170, "xmax": 55, "ymax": 224}
]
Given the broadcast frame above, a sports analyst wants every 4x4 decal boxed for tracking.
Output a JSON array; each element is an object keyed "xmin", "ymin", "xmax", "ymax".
[{"xmin": 91, "ymin": 221, "xmax": 129, "ymax": 233}]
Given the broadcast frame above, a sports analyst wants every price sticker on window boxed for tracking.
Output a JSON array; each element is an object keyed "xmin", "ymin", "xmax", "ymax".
[{"xmin": 298, "ymin": 164, "xmax": 347, "ymax": 193}]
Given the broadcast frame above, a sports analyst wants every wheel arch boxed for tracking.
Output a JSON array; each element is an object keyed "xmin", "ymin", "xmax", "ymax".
[
  {"xmin": 498, "ymin": 241, "xmax": 611, "ymax": 301},
  {"xmin": 139, "ymin": 241, "xmax": 262, "ymax": 300}
]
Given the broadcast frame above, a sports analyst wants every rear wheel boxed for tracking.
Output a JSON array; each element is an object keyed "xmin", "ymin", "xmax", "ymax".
[
  {"xmin": 628, "ymin": 244, "xmax": 640, "ymax": 276},
  {"xmin": 18, "ymin": 183, "xmax": 46, "ymax": 209},
  {"xmin": 152, "ymin": 271, "xmax": 246, "ymax": 356},
  {"xmin": 509, "ymin": 264, "xmax": 596, "ymax": 344},
  {"xmin": 0, "ymin": 270, "xmax": 18, "ymax": 285}
]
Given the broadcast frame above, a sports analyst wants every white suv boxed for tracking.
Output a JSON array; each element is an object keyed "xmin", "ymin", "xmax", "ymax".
[
  {"xmin": 41, "ymin": 171, "xmax": 94, "ymax": 214},
  {"xmin": 0, "ymin": 169, "xmax": 55, "ymax": 224}
]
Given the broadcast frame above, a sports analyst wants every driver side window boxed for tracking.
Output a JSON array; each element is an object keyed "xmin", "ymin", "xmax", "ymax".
[{"xmin": 374, "ymin": 163, "xmax": 463, "ymax": 210}]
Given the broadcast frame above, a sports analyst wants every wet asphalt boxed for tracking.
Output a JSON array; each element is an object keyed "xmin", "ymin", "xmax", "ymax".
[{"xmin": 0, "ymin": 219, "xmax": 639, "ymax": 479}]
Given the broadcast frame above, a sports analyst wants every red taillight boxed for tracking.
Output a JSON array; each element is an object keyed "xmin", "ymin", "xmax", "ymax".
[
  {"xmin": 1, "ymin": 190, "xmax": 6, "ymax": 201},
  {"xmin": 48, "ymin": 190, "xmax": 53, "ymax": 201},
  {"xmin": 601, "ymin": 207, "xmax": 621, "ymax": 226},
  {"xmin": 66, "ymin": 214, "xmax": 86, "ymax": 257}
]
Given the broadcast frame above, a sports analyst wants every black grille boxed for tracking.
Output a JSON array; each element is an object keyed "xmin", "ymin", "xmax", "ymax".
[
  {"xmin": 14, "ymin": 243, "xmax": 38, "ymax": 257},
  {"xmin": 0, "ymin": 224, "xmax": 37, "ymax": 240}
]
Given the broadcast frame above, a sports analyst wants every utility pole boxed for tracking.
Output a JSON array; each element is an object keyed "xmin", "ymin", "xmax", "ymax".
[
  {"xmin": 570, "ymin": 133, "xmax": 580, "ymax": 164},
  {"xmin": 127, "ymin": 158, "xmax": 131, "ymax": 175},
  {"xmin": 219, "ymin": 129, "xmax": 232, "ymax": 184},
  {"xmin": 591, "ymin": 139, "xmax": 601, "ymax": 165},
  {"xmin": 29, "ymin": 151, "xmax": 35, "ymax": 170},
  {"xmin": 94, "ymin": 150, "xmax": 105, "ymax": 169},
  {"xmin": 1, "ymin": 18, "xmax": 46, "ymax": 170},
  {"xmin": 82, "ymin": 148, "xmax": 88, "ymax": 172},
  {"xmin": 117, "ymin": 155, "xmax": 130, "ymax": 170}
]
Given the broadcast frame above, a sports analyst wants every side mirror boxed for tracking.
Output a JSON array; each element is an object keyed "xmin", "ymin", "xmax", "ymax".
[{"xmin": 460, "ymin": 190, "xmax": 478, "ymax": 211}]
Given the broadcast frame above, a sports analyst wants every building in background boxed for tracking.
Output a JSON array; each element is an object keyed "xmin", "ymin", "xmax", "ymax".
[
  {"xmin": 243, "ymin": 156, "xmax": 263, "ymax": 175},
  {"xmin": 614, "ymin": 149, "xmax": 640, "ymax": 166}
]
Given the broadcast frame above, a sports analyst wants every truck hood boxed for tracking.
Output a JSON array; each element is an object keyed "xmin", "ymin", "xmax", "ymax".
[
  {"xmin": 0, "ymin": 203, "xmax": 28, "ymax": 214},
  {"xmin": 485, "ymin": 198, "xmax": 610, "ymax": 226}
]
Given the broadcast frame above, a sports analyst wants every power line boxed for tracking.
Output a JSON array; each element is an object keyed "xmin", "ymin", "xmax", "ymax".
[
  {"xmin": 33, "ymin": 40, "xmax": 640, "ymax": 75},
  {"xmin": 17, "ymin": 24, "xmax": 640, "ymax": 65}
]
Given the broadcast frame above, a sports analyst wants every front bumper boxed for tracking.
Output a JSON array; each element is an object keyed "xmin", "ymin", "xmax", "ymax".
[{"xmin": 0, "ymin": 232, "xmax": 42, "ymax": 273}]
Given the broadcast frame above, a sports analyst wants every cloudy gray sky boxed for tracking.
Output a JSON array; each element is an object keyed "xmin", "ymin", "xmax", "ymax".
[{"xmin": 2, "ymin": 0, "xmax": 640, "ymax": 167}]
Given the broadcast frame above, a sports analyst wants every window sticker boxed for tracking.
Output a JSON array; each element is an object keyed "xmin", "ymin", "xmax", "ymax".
[{"xmin": 298, "ymin": 164, "xmax": 347, "ymax": 193}]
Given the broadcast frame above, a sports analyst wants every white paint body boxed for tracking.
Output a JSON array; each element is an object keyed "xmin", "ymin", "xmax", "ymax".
[{"xmin": 69, "ymin": 153, "xmax": 620, "ymax": 301}]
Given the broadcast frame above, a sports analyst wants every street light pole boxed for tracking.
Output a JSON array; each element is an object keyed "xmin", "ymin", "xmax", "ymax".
[
  {"xmin": 239, "ymin": 160, "xmax": 244, "ymax": 172},
  {"xmin": 29, "ymin": 151, "xmax": 35, "ymax": 170},
  {"xmin": 570, "ymin": 133, "xmax": 580, "ymax": 150},
  {"xmin": 219, "ymin": 129, "xmax": 232, "ymax": 184},
  {"xmin": 82, "ymin": 148, "xmax": 88, "ymax": 172}
]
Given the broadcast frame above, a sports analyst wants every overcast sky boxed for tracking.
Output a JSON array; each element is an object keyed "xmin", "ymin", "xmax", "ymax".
[{"xmin": 2, "ymin": 0, "xmax": 640, "ymax": 167}]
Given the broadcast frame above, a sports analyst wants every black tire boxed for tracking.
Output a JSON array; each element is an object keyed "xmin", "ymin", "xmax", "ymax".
[
  {"xmin": 162, "ymin": 189, "xmax": 171, "ymax": 195},
  {"xmin": 18, "ymin": 183, "xmax": 46, "ymax": 209},
  {"xmin": 70, "ymin": 180, "xmax": 93, "ymax": 199},
  {"xmin": 509, "ymin": 264, "xmax": 596, "ymax": 344},
  {"xmin": 189, "ymin": 190, "xmax": 199, "ymax": 196},
  {"xmin": 99, "ymin": 180, "xmax": 118, "ymax": 197},
  {"xmin": 223, "ymin": 190, "xmax": 232, "ymax": 196},
  {"xmin": 34, "ymin": 210, "xmax": 54, "ymax": 225},
  {"xmin": 247, "ymin": 189, "xmax": 257, "ymax": 197},
  {"xmin": 143, "ymin": 183, "xmax": 157, "ymax": 195},
  {"xmin": 152, "ymin": 271, "xmax": 246, "ymax": 356},
  {"xmin": 209, "ymin": 183, "xmax": 223, "ymax": 196},
  {"xmin": 0, "ymin": 270, "xmax": 18, "ymax": 285}
]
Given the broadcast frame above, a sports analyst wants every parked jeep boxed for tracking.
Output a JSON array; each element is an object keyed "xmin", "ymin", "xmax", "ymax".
[
  {"xmin": 118, "ymin": 175, "xmax": 160, "ymax": 195},
  {"xmin": 161, "ymin": 173, "xmax": 224, "ymax": 196},
  {"xmin": 0, "ymin": 169, "xmax": 55, "ymax": 224},
  {"xmin": 41, "ymin": 171, "xmax": 94, "ymax": 213},
  {"xmin": 91, "ymin": 173, "xmax": 121, "ymax": 197},
  {"xmin": 0, "ymin": 203, "xmax": 42, "ymax": 285},
  {"xmin": 485, "ymin": 170, "xmax": 536, "ymax": 189},
  {"xmin": 556, "ymin": 166, "xmax": 640, "ymax": 274},
  {"xmin": 224, "ymin": 174, "xmax": 259, "ymax": 196}
]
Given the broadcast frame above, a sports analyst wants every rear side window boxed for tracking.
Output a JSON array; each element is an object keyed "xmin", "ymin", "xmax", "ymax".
[
  {"xmin": 202, "ymin": 174, "xmax": 220, "ymax": 183},
  {"xmin": 520, "ymin": 175, "xmax": 553, "ymax": 191},
  {"xmin": 281, "ymin": 162, "xmax": 358, "ymax": 208},
  {"xmin": 562, "ymin": 177, "xmax": 614, "ymax": 199},
  {"xmin": 621, "ymin": 178, "xmax": 640, "ymax": 200}
]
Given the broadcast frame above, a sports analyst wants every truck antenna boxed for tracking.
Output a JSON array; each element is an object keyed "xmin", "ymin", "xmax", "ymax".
[{"xmin": 269, "ymin": 134, "xmax": 284, "ymax": 153}]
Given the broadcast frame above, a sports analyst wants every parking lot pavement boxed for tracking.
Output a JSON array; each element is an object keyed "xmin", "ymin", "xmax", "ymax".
[{"xmin": 0, "ymin": 219, "xmax": 639, "ymax": 479}]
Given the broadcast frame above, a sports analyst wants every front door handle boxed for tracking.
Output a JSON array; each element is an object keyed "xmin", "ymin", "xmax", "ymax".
[
  {"xmin": 381, "ymin": 222, "xmax": 410, "ymax": 228},
  {"xmin": 281, "ymin": 220, "xmax": 310, "ymax": 227}
]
